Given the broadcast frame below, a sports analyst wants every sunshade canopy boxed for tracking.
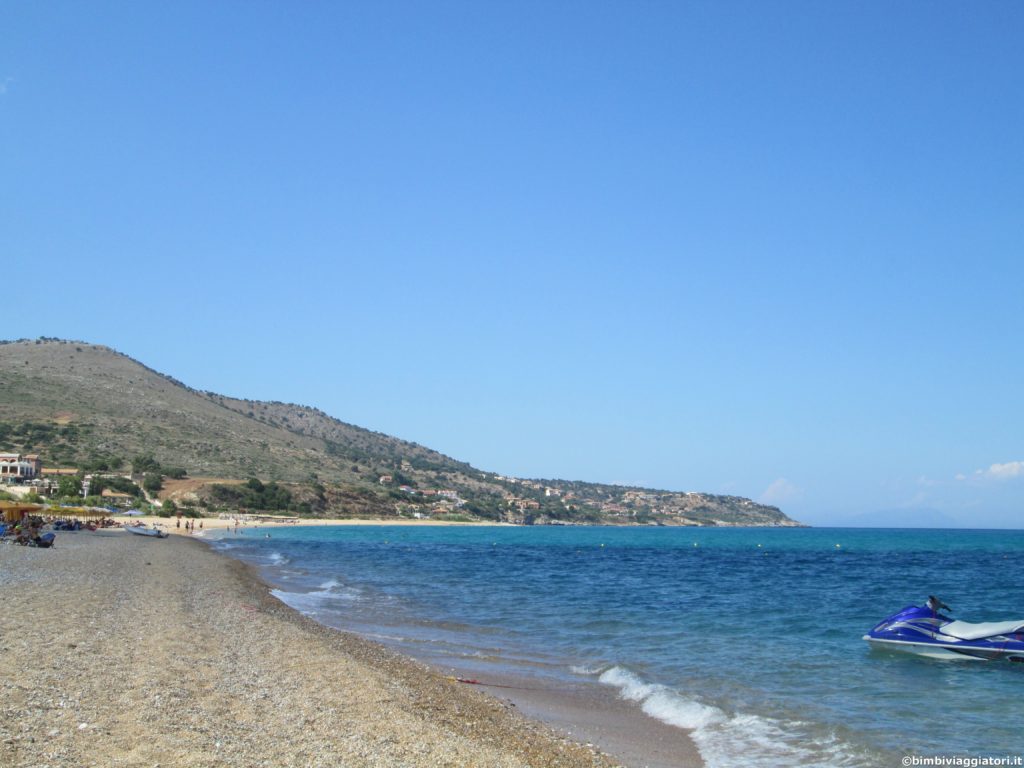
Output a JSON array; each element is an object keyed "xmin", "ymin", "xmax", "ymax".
[
  {"xmin": 49, "ymin": 506, "xmax": 113, "ymax": 518},
  {"xmin": 0, "ymin": 501, "xmax": 45, "ymax": 523}
]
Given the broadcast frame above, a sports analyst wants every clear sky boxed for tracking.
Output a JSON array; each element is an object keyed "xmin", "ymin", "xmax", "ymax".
[{"xmin": 2, "ymin": 2, "xmax": 1022, "ymax": 526}]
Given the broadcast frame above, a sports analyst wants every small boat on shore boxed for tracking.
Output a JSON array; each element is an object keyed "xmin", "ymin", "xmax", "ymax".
[
  {"xmin": 864, "ymin": 596, "xmax": 1024, "ymax": 661},
  {"xmin": 123, "ymin": 524, "xmax": 168, "ymax": 539}
]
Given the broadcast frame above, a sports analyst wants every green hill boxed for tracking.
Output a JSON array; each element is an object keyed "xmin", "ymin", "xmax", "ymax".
[{"xmin": 0, "ymin": 338, "xmax": 800, "ymax": 526}]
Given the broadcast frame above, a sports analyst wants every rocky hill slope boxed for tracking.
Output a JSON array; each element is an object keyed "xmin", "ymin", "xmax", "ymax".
[{"xmin": 0, "ymin": 338, "xmax": 800, "ymax": 526}]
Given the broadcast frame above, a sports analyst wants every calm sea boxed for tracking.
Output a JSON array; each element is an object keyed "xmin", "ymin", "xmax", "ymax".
[{"xmin": 208, "ymin": 525, "xmax": 1024, "ymax": 767}]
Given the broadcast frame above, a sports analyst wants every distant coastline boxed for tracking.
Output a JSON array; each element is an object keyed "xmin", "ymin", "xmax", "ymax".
[{"xmin": 1, "ymin": 338, "xmax": 800, "ymax": 528}]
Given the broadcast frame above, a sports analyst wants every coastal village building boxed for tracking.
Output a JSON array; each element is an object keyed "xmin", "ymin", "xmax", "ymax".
[
  {"xmin": 41, "ymin": 467, "xmax": 79, "ymax": 477},
  {"xmin": 0, "ymin": 453, "xmax": 42, "ymax": 481},
  {"xmin": 510, "ymin": 498, "xmax": 540, "ymax": 511},
  {"xmin": 100, "ymin": 488, "xmax": 135, "ymax": 507}
]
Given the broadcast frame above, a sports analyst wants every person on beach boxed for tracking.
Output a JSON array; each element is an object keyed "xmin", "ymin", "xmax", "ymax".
[{"xmin": 176, "ymin": 518, "xmax": 180, "ymax": 528}]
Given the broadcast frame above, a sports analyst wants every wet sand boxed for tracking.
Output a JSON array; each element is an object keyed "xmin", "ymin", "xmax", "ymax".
[
  {"xmin": 437, "ymin": 671, "xmax": 704, "ymax": 768},
  {"xmin": 1, "ymin": 529, "xmax": 702, "ymax": 767}
]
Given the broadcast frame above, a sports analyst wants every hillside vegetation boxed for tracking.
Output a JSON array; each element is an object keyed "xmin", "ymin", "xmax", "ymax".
[{"xmin": 0, "ymin": 339, "xmax": 800, "ymax": 526}]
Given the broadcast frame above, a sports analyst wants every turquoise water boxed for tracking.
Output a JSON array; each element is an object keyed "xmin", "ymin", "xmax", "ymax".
[{"xmin": 210, "ymin": 526, "xmax": 1024, "ymax": 767}]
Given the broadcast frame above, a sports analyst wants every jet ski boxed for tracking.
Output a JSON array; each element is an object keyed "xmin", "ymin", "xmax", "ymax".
[{"xmin": 864, "ymin": 596, "xmax": 1024, "ymax": 661}]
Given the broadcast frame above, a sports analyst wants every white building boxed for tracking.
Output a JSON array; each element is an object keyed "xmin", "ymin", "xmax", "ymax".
[{"xmin": 0, "ymin": 453, "xmax": 42, "ymax": 481}]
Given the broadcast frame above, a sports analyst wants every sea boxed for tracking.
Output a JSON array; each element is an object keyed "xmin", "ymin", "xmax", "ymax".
[{"xmin": 207, "ymin": 525, "xmax": 1024, "ymax": 767}]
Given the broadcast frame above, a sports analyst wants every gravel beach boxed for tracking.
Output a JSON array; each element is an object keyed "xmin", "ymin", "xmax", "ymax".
[{"xmin": 0, "ymin": 530, "xmax": 623, "ymax": 768}]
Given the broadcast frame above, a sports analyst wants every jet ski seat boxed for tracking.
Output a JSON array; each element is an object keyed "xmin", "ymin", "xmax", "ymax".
[{"xmin": 942, "ymin": 620, "xmax": 1024, "ymax": 640}]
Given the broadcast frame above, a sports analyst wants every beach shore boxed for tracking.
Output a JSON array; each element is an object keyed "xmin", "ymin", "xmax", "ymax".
[
  {"xmin": 112, "ymin": 515, "xmax": 513, "ymax": 535},
  {"xmin": 1, "ymin": 529, "xmax": 701, "ymax": 767}
]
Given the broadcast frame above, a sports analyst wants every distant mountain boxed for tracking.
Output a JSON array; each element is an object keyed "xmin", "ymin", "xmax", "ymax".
[{"xmin": 0, "ymin": 338, "xmax": 800, "ymax": 526}]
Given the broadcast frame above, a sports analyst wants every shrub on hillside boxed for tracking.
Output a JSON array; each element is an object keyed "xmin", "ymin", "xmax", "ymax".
[{"xmin": 209, "ymin": 478, "xmax": 293, "ymax": 511}]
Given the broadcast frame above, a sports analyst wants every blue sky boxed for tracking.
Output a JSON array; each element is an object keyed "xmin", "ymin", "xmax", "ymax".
[{"xmin": 2, "ymin": 2, "xmax": 1022, "ymax": 526}]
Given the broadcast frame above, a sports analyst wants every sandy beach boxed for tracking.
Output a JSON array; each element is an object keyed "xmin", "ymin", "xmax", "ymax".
[
  {"xmin": 1, "ymin": 528, "xmax": 702, "ymax": 767},
  {"xmin": 112, "ymin": 515, "xmax": 514, "ymax": 535}
]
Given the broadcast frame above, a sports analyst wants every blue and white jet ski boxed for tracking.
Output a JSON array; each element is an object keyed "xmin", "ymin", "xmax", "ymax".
[{"xmin": 864, "ymin": 596, "xmax": 1024, "ymax": 661}]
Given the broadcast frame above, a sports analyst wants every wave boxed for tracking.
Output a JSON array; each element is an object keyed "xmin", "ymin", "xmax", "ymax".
[
  {"xmin": 569, "ymin": 664, "xmax": 605, "ymax": 676},
  {"xmin": 270, "ymin": 579, "xmax": 363, "ymax": 616},
  {"xmin": 267, "ymin": 551, "xmax": 290, "ymax": 566},
  {"xmin": 596, "ymin": 666, "xmax": 870, "ymax": 768}
]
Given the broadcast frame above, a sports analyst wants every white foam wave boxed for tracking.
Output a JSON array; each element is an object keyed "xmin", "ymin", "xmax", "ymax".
[
  {"xmin": 270, "ymin": 580, "xmax": 362, "ymax": 616},
  {"xmin": 569, "ymin": 664, "xmax": 604, "ymax": 676},
  {"xmin": 267, "ymin": 551, "xmax": 289, "ymax": 565},
  {"xmin": 596, "ymin": 666, "xmax": 867, "ymax": 768},
  {"xmin": 598, "ymin": 667, "xmax": 724, "ymax": 729}
]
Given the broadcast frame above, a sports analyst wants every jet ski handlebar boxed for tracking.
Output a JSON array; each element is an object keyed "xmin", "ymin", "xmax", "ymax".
[{"xmin": 927, "ymin": 595, "xmax": 951, "ymax": 613}]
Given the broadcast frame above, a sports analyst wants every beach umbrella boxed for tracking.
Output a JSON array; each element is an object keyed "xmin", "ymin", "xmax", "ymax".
[
  {"xmin": 0, "ymin": 501, "xmax": 44, "ymax": 523},
  {"xmin": 50, "ymin": 506, "xmax": 111, "ymax": 518}
]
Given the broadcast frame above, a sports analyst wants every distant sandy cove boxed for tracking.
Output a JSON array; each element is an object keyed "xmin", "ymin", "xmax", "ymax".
[{"xmin": 112, "ymin": 514, "xmax": 514, "ymax": 534}]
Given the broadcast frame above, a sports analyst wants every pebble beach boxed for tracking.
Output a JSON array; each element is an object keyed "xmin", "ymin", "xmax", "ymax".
[{"xmin": 0, "ymin": 530, "xmax": 622, "ymax": 768}]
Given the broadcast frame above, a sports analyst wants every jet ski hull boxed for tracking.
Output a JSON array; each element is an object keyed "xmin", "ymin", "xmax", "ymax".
[{"xmin": 864, "ymin": 604, "xmax": 1024, "ymax": 662}]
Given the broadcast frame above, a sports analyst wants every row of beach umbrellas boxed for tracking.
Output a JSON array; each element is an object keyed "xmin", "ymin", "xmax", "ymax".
[{"xmin": 0, "ymin": 501, "xmax": 141, "ymax": 523}]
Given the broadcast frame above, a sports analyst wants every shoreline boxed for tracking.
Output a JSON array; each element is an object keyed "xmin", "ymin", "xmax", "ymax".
[
  {"xmin": 201, "ymin": 524, "xmax": 704, "ymax": 768},
  {"xmin": 2, "ymin": 527, "xmax": 701, "ymax": 767},
  {"xmin": 110, "ymin": 514, "xmax": 805, "ymax": 533},
  {"xmin": 113, "ymin": 514, "xmax": 517, "ymax": 533}
]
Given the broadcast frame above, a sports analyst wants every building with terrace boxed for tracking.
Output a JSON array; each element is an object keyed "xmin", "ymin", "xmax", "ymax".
[{"xmin": 0, "ymin": 453, "xmax": 42, "ymax": 482}]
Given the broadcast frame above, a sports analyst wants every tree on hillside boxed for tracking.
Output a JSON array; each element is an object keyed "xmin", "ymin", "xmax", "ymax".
[
  {"xmin": 89, "ymin": 475, "xmax": 143, "ymax": 498},
  {"xmin": 81, "ymin": 453, "xmax": 124, "ymax": 472},
  {"xmin": 132, "ymin": 454, "xmax": 161, "ymax": 474},
  {"xmin": 210, "ymin": 478, "xmax": 293, "ymax": 511},
  {"xmin": 57, "ymin": 475, "xmax": 82, "ymax": 498},
  {"xmin": 143, "ymin": 473, "xmax": 164, "ymax": 494}
]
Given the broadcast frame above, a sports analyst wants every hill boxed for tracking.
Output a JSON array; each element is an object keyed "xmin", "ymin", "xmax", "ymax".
[{"xmin": 0, "ymin": 338, "xmax": 800, "ymax": 526}]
